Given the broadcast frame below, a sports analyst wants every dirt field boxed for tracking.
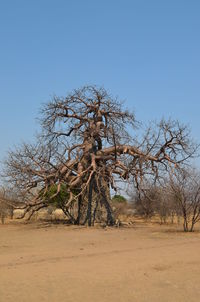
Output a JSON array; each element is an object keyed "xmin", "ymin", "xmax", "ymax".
[{"xmin": 0, "ymin": 222, "xmax": 200, "ymax": 302}]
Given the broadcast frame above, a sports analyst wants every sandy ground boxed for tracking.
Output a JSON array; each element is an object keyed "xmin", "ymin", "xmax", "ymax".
[{"xmin": 0, "ymin": 222, "xmax": 200, "ymax": 302}]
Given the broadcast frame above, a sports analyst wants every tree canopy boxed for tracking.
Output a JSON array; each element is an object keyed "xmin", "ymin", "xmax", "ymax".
[{"xmin": 3, "ymin": 86, "xmax": 198, "ymax": 225}]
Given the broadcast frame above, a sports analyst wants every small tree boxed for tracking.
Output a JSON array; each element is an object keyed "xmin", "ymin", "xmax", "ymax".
[
  {"xmin": 131, "ymin": 186, "xmax": 158, "ymax": 219},
  {"xmin": 0, "ymin": 188, "xmax": 15, "ymax": 224},
  {"xmin": 169, "ymin": 168, "xmax": 200, "ymax": 232}
]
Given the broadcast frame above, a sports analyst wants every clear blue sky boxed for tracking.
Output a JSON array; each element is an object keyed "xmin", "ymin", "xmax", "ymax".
[{"xmin": 0, "ymin": 0, "xmax": 200, "ymax": 164}]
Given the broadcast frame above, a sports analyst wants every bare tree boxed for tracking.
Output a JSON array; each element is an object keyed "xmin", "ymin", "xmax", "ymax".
[
  {"xmin": 169, "ymin": 168, "xmax": 200, "ymax": 232},
  {"xmin": 130, "ymin": 181, "xmax": 172, "ymax": 224},
  {"xmin": 130, "ymin": 185, "xmax": 158, "ymax": 220},
  {"xmin": 0, "ymin": 188, "xmax": 16, "ymax": 224},
  {"xmin": 3, "ymin": 86, "xmax": 198, "ymax": 226}
]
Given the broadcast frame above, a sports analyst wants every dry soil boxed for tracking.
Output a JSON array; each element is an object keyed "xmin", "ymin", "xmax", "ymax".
[{"xmin": 0, "ymin": 222, "xmax": 200, "ymax": 302}]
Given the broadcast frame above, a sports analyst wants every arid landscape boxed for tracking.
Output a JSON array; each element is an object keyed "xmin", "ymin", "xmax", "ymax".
[
  {"xmin": 1, "ymin": 221, "xmax": 200, "ymax": 302},
  {"xmin": 1, "ymin": 2, "xmax": 200, "ymax": 302}
]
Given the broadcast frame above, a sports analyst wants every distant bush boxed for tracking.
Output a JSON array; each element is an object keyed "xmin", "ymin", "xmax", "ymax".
[{"xmin": 112, "ymin": 195, "xmax": 127, "ymax": 203}]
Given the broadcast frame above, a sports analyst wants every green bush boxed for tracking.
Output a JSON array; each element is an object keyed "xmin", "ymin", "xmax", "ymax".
[
  {"xmin": 112, "ymin": 194, "xmax": 127, "ymax": 203},
  {"xmin": 41, "ymin": 183, "xmax": 78, "ymax": 208}
]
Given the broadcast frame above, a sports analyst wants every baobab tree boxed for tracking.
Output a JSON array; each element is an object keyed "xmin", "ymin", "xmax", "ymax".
[{"xmin": 3, "ymin": 86, "xmax": 197, "ymax": 225}]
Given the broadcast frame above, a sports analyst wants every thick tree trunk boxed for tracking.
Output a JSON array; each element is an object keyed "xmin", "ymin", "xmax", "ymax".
[
  {"xmin": 84, "ymin": 174, "xmax": 97, "ymax": 226},
  {"xmin": 75, "ymin": 196, "xmax": 83, "ymax": 225},
  {"xmin": 183, "ymin": 218, "xmax": 189, "ymax": 232},
  {"xmin": 86, "ymin": 177, "xmax": 94, "ymax": 226},
  {"xmin": 98, "ymin": 176, "xmax": 115, "ymax": 226},
  {"xmin": 82, "ymin": 175, "xmax": 115, "ymax": 226}
]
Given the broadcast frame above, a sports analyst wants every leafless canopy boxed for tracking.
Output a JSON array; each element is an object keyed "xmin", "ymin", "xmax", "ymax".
[
  {"xmin": 3, "ymin": 86, "xmax": 198, "ymax": 225},
  {"xmin": 169, "ymin": 167, "xmax": 200, "ymax": 231}
]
